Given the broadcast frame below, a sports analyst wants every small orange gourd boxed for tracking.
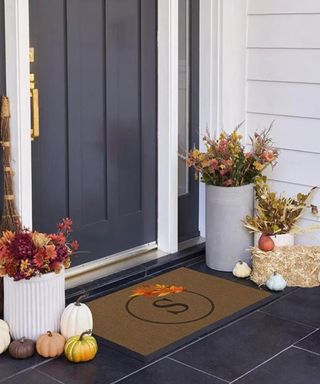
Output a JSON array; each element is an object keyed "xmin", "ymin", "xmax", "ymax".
[{"xmin": 36, "ymin": 331, "xmax": 66, "ymax": 358}]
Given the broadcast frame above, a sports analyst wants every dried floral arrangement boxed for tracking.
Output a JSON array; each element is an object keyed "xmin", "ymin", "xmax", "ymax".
[
  {"xmin": 0, "ymin": 218, "xmax": 79, "ymax": 281},
  {"xmin": 244, "ymin": 176, "xmax": 319, "ymax": 235},
  {"xmin": 186, "ymin": 124, "xmax": 278, "ymax": 187}
]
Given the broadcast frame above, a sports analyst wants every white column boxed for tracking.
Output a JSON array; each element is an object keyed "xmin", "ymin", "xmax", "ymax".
[
  {"xmin": 198, "ymin": 0, "xmax": 248, "ymax": 237},
  {"xmin": 157, "ymin": 0, "xmax": 179, "ymax": 253},
  {"xmin": 4, "ymin": 0, "xmax": 32, "ymax": 228}
]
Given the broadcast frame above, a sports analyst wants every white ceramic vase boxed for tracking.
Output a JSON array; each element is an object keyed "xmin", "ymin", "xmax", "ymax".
[
  {"xmin": 206, "ymin": 183, "xmax": 254, "ymax": 272},
  {"xmin": 254, "ymin": 232, "xmax": 295, "ymax": 247},
  {"xmin": 4, "ymin": 269, "xmax": 65, "ymax": 340}
]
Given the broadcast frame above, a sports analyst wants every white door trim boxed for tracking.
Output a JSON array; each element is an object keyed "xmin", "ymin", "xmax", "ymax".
[
  {"xmin": 199, "ymin": 0, "xmax": 222, "ymax": 237},
  {"xmin": 157, "ymin": 0, "xmax": 179, "ymax": 253},
  {"xmin": 4, "ymin": 0, "xmax": 32, "ymax": 229}
]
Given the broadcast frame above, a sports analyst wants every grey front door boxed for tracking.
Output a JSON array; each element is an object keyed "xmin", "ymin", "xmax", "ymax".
[{"xmin": 29, "ymin": 0, "xmax": 157, "ymax": 265}]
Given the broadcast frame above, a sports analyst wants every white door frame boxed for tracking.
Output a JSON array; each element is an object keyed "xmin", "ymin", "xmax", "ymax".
[
  {"xmin": 157, "ymin": 0, "xmax": 179, "ymax": 253},
  {"xmin": 4, "ymin": 0, "xmax": 244, "ymax": 255},
  {"xmin": 4, "ymin": 0, "xmax": 32, "ymax": 229}
]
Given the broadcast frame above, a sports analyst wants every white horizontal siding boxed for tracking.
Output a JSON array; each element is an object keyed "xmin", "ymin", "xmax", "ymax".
[
  {"xmin": 295, "ymin": 219, "xmax": 320, "ymax": 245},
  {"xmin": 246, "ymin": 2, "xmax": 320, "ymax": 244},
  {"xmin": 248, "ymin": 0, "xmax": 320, "ymax": 15},
  {"xmin": 247, "ymin": 113, "xmax": 320, "ymax": 153},
  {"xmin": 247, "ymin": 49, "xmax": 320, "ymax": 84},
  {"xmin": 265, "ymin": 150, "xmax": 320, "ymax": 187},
  {"xmin": 248, "ymin": 15, "xmax": 320, "ymax": 48},
  {"xmin": 247, "ymin": 81, "xmax": 320, "ymax": 118}
]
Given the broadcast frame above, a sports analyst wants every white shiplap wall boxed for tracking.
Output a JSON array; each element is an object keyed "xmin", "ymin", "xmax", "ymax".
[{"xmin": 246, "ymin": 0, "xmax": 320, "ymax": 244}]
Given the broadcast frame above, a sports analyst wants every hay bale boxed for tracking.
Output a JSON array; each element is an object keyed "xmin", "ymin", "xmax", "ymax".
[{"xmin": 251, "ymin": 246, "xmax": 320, "ymax": 288}]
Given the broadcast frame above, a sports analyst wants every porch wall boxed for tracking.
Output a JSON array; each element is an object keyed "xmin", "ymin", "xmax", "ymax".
[
  {"xmin": 0, "ymin": 0, "xmax": 5, "ymax": 94},
  {"xmin": 246, "ymin": 0, "xmax": 320, "ymax": 244}
]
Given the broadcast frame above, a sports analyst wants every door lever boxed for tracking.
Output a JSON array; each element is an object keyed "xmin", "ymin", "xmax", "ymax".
[
  {"xmin": 31, "ymin": 87, "xmax": 40, "ymax": 140},
  {"xmin": 30, "ymin": 69, "xmax": 40, "ymax": 140}
]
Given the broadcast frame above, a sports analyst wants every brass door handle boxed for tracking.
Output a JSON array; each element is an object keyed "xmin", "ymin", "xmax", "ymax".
[{"xmin": 31, "ymin": 88, "xmax": 40, "ymax": 140}]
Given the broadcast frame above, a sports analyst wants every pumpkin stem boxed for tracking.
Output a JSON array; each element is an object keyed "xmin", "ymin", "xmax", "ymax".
[
  {"xmin": 79, "ymin": 329, "xmax": 92, "ymax": 341},
  {"xmin": 19, "ymin": 337, "xmax": 25, "ymax": 343},
  {"xmin": 75, "ymin": 293, "xmax": 88, "ymax": 306},
  {"xmin": 47, "ymin": 331, "xmax": 53, "ymax": 337}
]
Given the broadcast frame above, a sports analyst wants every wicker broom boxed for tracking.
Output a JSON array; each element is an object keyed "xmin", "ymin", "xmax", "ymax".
[
  {"xmin": 0, "ymin": 96, "xmax": 21, "ymax": 314},
  {"xmin": 0, "ymin": 96, "xmax": 21, "ymax": 232}
]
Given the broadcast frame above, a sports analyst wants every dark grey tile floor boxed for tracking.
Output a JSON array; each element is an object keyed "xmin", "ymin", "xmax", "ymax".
[{"xmin": 1, "ymin": 261, "xmax": 320, "ymax": 384}]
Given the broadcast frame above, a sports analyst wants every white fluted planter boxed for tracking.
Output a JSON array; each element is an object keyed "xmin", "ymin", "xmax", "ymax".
[{"xmin": 4, "ymin": 270, "xmax": 65, "ymax": 341}]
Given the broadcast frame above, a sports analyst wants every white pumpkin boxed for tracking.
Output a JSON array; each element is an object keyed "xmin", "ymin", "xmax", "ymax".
[
  {"xmin": 266, "ymin": 272, "xmax": 287, "ymax": 291},
  {"xmin": 0, "ymin": 319, "xmax": 10, "ymax": 354},
  {"xmin": 232, "ymin": 261, "xmax": 251, "ymax": 278},
  {"xmin": 60, "ymin": 296, "xmax": 93, "ymax": 339}
]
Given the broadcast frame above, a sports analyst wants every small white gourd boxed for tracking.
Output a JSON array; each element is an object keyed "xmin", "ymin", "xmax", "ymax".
[
  {"xmin": 266, "ymin": 272, "xmax": 287, "ymax": 291},
  {"xmin": 0, "ymin": 319, "xmax": 10, "ymax": 354},
  {"xmin": 60, "ymin": 295, "xmax": 93, "ymax": 339},
  {"xmin": 232, "ymin": 261, "xmax": 251, "ymax": 278}
]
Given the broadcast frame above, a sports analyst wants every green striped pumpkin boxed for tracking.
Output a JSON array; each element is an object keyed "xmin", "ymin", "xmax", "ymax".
[{"xmin": 64, "ymin": 330, "xmax": 98, "ymax": 363}]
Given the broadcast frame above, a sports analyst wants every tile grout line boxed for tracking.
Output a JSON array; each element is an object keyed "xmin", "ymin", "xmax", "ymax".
[
  {"xmin": 110, "ymin": 334, "xmax": 219, "ymax": 384},
  {"xmin": 230, "ymin": 345, "xmax": 293, "ymax": 383},
  {"xmin": 168, "ymin": 357, "xmax": 230, "ymax": 383},
  {"xmin": 229, "ymin": 327, "xmax": 319, "ymax": 383},
  {"xmin": 171, "ymin": 306, "xmax": 268, "ymax": 350},
  {"xmin": 257, "ymin": 309, "xmax": 318, "ymax": 329},
  {"xmin": 35, "ymin": 369, "xmax": 66, "ymax": 384},
  {"xmin": 294, "ymin": 328, "xmax": 320, "ymax": 344},
  {"xmin": 293, "ymin": 345, "xmax": 320, "ymax": 358},
  {"xmin": 0, "ymin": 358, "xmax": 55, "ymax": 384}
]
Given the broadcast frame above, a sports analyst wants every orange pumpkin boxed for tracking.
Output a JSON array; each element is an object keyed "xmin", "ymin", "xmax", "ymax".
[
  {"xmin": 64, "ymin": 330, "xmax": 98, "ymax": 363},
  {"xmin": 36, "ymin": 331, "xmax": 66, "ymax": 358}
]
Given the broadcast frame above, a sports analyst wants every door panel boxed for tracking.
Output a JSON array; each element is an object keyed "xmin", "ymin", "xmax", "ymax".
[
  {"xmin": 30, "ymin": 0, "xmax": 157, "ymax": 265},
  {"xmin": 178, "ymin": 0, "xmax": 200, "ymax": 242}
]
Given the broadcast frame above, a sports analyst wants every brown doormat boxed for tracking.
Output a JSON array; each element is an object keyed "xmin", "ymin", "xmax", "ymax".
[{"xmin": 88, "ymin": 267, "xmax": 272, "ymax": 361}]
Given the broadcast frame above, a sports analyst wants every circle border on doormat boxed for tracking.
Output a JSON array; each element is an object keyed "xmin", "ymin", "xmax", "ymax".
[{"xmin": 125, "ymin": 290, "xmax": 215, "ymax": 325}]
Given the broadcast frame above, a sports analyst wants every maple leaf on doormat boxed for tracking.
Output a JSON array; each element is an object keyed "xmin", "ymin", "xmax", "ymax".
[{"xmin": 130, "ymin": 284, "xmax": 186, "ymax": 298}]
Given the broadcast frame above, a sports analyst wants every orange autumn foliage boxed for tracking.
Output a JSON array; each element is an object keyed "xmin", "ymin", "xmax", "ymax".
[{"xmin": 131, "ymin": 284, "xmax": 186, "ymax": 298}]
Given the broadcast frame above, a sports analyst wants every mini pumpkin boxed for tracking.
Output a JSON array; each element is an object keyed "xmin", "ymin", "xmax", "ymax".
[
  {"xmin": 36, "ymin": 331, "xmax": 66, "ymax": 358},
  {"xmin": 266, "ymin": 272, "xmax": 287, "ymax": 291},
  {"xmin": 258, "ymin": 234, "xmax": 275, "ymax": 252},
  {"xmin": 64, "ymin": 330, "xmax": 98, "ymax": 363},
  {"xmin": 0, "ymin": 319, "xmax": 10, "ymax": 354},
  {"xmin": 60, "ymin": 294, "xmax": 93, "ymax": 339},
  {"xmin": 233, "ymin": 261, "xmax": 251, "ymax": 278},
  {"xmin": 9, "ymin": 337, "xmax": 35, "ymax": 359}
]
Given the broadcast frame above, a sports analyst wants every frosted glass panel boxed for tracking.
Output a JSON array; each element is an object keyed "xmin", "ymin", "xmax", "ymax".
[{"xmin": 178, "ymin": 0, "xmax": 190, "ymax": 196}]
